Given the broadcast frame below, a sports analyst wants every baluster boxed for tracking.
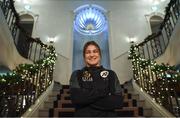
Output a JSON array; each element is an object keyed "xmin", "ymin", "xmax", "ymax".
[{"xmin": 33, "ymin": 43, "xmax": 38, "ymax": 62}]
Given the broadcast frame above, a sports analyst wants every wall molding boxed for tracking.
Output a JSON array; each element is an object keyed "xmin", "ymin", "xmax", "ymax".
[
  {"xmin": 145, "ymin": 12, "xmax": 165, "ymax": 35},
  {"xmin": 18, "ymin": 10, "xmax": 39, "ymax": 37},
  {"xmin": 113, "ymin": 50, "xmax": 128, "ymax": 60}
]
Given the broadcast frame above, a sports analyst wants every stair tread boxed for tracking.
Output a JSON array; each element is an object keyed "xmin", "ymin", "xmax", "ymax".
[
  {"xmin": 40, "ymin": 107, "xmax": 150, "ymax": 112},
  {"xmin": 39, "ymin": 82, "xmax": 153, "ymax": 117},
  {"xmin": 39, "ymin": 108, "xmax": 49, "ymax": 111},
  {"xmin": 53, "ymin": 107, "xmax": 141, "ymax": 111},
  {"xmin": 54, "ymin": 107, "xmax": 75, "ymax": 111},
  {"xmin": 56, "ymin": 99, "xmax": 144, "ymax": 103},
  {"xmin": 57, "ymin": 93, "xmax": 140, "ymax": 101},
  {"xmin": 58, "ymin": 92, "xmax": 139, "ymax": 96}
]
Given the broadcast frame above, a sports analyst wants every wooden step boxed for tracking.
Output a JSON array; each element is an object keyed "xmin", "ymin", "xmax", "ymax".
[
  {"xmin": 123, "ymin": 99, "xmax": 145, "ymax": 107},
  {"xmin": 54, "ymin": 99, "xmax": 144, "ymax": 108},
  {"xmin": 57, "ymin": 93, "xmax": 71, "ymax": 100},
  {"xmin": 39, "ymin": 82, "xmax": 154, "ymax": 117},
  {"xmin": 56, "ymin": 100, "xmax": 74, "ymax": 108},
  {"xmin": 39, "ymin": 108, "xmax": 49, "ymax": 117},
  {"xmin": 143, "ymin": 108, "xmax": 152, "ymax": 117},
  {"xmin": 44, "ymin": 101, "xmax": 54, "ymax": 108},
  {"xmin": 48, "ymin": 94, "xmax": 58, "ymax": 101},
  {"xmin": 61, "ymin": 85, "xmax": 70, "ymax": 89},
  {"xmin": 50, "ymin": 108, "xmax": 75, "ymax": 117},
  {"xmin": 42, "ymin": 106, "xmax": 152, "ymax": 117},
  {"xmin": 60, "ymin": 88, "xmax": 131, "ymax": 94},
  {"xmin": 123, "ymin": 93, "xmax": 140, "ymax": 100},
  {"xmin": 60, "ymin": 88, "xmax": 70, "ymax": 94},
  {"xmin": 57, "ymin": 92, "xmax": 140, "ymax": 101},
  {"xmin": 115, "ymin": 107, "xmax": 143, "ymax": 117},
  {"xmin": 50, "ymin": 107, "xmax": 143, "ymax": 117}
]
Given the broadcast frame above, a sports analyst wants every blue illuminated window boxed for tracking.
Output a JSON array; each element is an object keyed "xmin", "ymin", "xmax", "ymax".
[{"xmin": 74, "ymin": 5, "xmax": 107, "ymax": 35}]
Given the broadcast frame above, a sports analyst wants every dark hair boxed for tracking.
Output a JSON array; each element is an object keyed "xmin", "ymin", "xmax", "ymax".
[{"xmin": 83, "ymin": 41, "xmax": 101, "ymax": 58}]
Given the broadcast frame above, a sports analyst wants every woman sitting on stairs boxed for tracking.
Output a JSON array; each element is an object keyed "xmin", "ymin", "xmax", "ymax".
[{"xmin": 70, "ymin": 41, "xmax": 123, "ymax": 117}]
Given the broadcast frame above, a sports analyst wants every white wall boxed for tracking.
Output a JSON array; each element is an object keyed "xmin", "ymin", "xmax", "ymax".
[
  {"xmin": 14, "ymin": 0, "xmax": 169, "ymax": 84},
  {"xmin": 54, "ymin": 54, "xmax": 70, "ymax": 84}
]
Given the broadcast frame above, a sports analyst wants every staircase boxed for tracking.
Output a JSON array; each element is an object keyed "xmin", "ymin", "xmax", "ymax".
[
  {"xmin": 38, "ymin": 81, "xmax": 153, "ymax": 117},
  {"xmin": 128, "ymin": 0, "xmax": 180, "ymax": 116}
]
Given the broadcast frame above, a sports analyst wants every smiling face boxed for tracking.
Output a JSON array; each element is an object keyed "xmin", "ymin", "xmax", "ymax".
[{"xmin": 84, "ymin": 44, "xmax": 101, "ymax": 67}]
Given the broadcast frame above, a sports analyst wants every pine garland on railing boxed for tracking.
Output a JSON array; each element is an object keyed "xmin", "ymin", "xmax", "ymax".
[
  {"xmin": 128, "ymin": 44, "xmax": 180, "ymax": 80},
  {"xmin": 128, "ymin": 0, "xmax": 180, "ymax": 116},
  {"xmin": 0, "ymin": 0, "xmax": 58, "ymax": 116},
  {"xmin": 0, "ymin": 72, "xmax": 22, "ymax": 84},
  {"xmin": 0, "ymin": 44, "xmax": 57, "ymax": 85}
]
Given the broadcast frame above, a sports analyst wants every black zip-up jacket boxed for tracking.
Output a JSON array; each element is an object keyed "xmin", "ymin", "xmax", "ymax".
[{"xmin": 69, "ymin": 66, "xmax": 123, "ymax": 117}]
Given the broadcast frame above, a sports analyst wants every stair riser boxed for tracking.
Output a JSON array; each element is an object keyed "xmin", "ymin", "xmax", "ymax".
[
  {"xmin": 56, "ymin": 100, "xmax": 143, "ymax": 108},
  {"xmin": 51, "ymin": 107, "xmax": 143, "ymax": 117},
  {"xmin": 123, "ymin": 94, "xmax": 140, "ymax": 100},
  {"xmin": 143, "ymin": 109, "xmax": 153, "ymax": 117},
  {"xmin": 57, "ymin": 93, "xmax": 140, "ymax": 101},
  {"xmin": 39, "ymin": 110, "xmax": 49, "ymax": 117},
  {"xmin": 60, "ymin": 88, "xmax": 131, "ymax": 94},
  {"xmin": 39, "ymin": 81, "xmax": 153, "ymax": 117},
  {"xmin": 48, "ymin": 96, "xmax": 57, "ymax": 101},
  {"xmin": 44, "ymin": 102, "xmax": 54, "ymax": 108},
  {"xmin": 47, "ymin": 108, "xmax": 152, "ymax": 117},
  {"xmin": 54, "ymin": 98, "xmax": 145, "ymax": 109}
]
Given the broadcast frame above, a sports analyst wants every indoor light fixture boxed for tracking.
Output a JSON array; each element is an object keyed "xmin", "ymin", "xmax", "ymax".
[
  {"xmin": 151, "ymin": 5, "xmax": 158, "ymax": 11},
  {"xmin": 127, "ymin": 37, "xmax": 137, "ymax": 43},
  {"xmin": 74, "ymin": 5, "xmax": 107, "ymax": 35},
  {"xmin": 47, "ymin": 37, "xmax": 55, "ymax": 43},
  {"xmin": 24, "ymin": 4, "xmax": 31, "ymax": 11}
]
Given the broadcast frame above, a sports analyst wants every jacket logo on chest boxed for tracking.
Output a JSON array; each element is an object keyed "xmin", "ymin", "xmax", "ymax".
[
  {"xmin": 100, "ymin": 71, "xmax": 109, "ymax": 78},
  {"xmin": 82, "ymin": 71, "xmax": 93, "ymax": 81}
]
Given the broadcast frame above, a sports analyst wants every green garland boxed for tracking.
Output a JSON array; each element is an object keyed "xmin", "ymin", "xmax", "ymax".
[
  {"xmin": 0, "ymin": 71, "xmax": 22, "ymax": 84},
  {"xmin": 0, "ymin": 44, "xmax": 57, "ymax": 84},
  {"xmin": 128, "ymin": 45, "xmax": 140, "ymax": 60},
  {"xmin": 128, "ymin": 44, "xmax": 180, "ymax": 80}
]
